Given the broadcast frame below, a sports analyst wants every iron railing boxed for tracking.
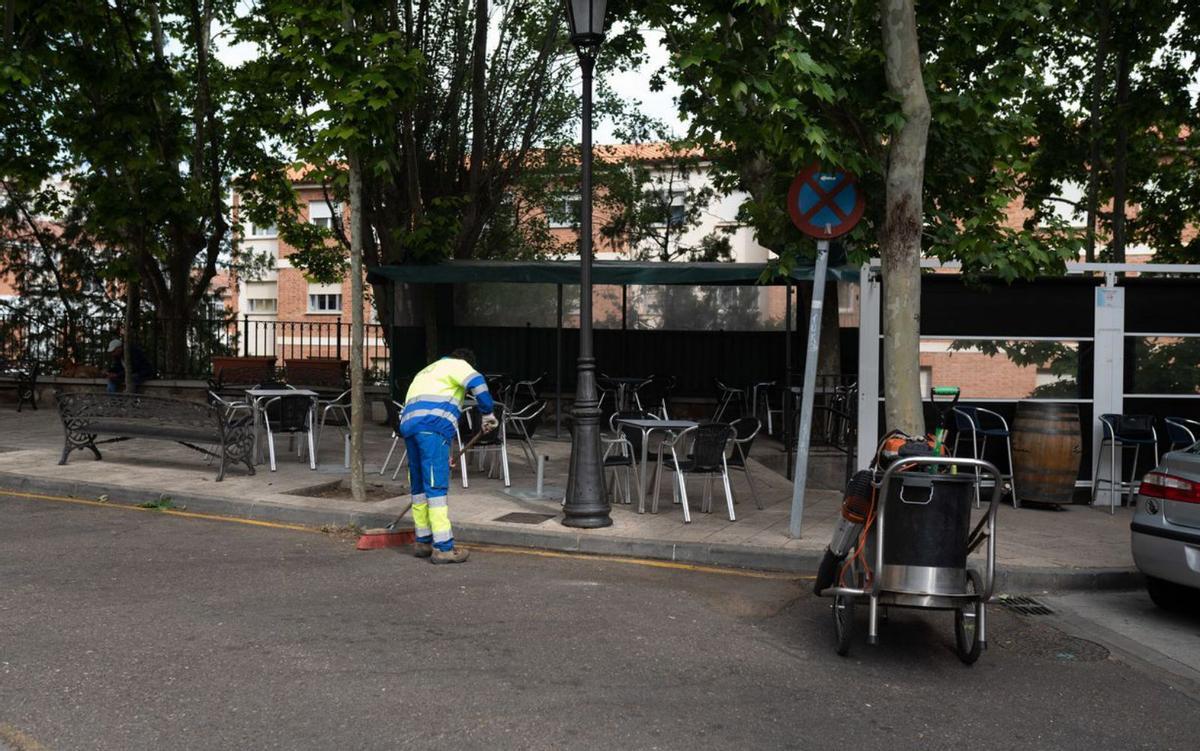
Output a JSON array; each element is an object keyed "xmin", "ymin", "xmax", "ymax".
[{"xmin": 0, "ymin": 313, "xmax": 391, "ymax": 382}]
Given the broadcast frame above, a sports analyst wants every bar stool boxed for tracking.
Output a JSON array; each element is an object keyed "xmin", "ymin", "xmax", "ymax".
[
  {"xmin": 952, "ymin": 406, "xmax": 1017, "ymax": 508},
  {"xmin": 1091, "ymin": 414, "xmax": 1159, "ymax": 514},
  {"xmin": 1165, "ymin": 417, "xmax": 1200, "ymax": 452}
]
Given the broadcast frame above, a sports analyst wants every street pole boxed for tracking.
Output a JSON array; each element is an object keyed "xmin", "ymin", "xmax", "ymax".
[
  {"xmin": 789, "ymin": 240, "xmax": 830, "ymax": 538},
  {"xmin": 562, "ymin": 50, "xmax": 611, "ymax": 528}
]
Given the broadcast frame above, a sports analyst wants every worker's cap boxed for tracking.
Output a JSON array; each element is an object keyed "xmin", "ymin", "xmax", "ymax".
[{"xmin": 107, "ymin": 338, "xmax": 122, "ymax": 353}]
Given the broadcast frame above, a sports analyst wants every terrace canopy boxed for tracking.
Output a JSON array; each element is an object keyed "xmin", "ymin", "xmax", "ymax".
[
  {"xmin": 366, "ymin": 259, "xmax": 859, "ymax": 286},
  {"xmin": 369, "ymin": 258, "xmax": 857, "ymax": 538}
]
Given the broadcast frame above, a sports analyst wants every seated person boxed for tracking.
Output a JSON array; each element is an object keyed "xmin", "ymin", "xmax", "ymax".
[{"xmin": 106, "ymin": 338, "xmax": 156, "ymax": 393}]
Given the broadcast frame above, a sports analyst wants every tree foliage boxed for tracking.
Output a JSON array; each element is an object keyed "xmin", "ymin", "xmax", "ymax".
[
  {"xmin": 1, "ymin": 0, "xmax": 259, "ymax": 373},
  {"xmin": 1024, "ymin": 0, "xmax": 1200, "ymax": 263},
  {"xmin": 635, "ymin": 0, "xmax": 1083, "ymax": 280}
]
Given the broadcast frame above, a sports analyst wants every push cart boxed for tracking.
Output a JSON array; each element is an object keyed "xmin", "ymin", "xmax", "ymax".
[{"xmin": 817, "ymin": 455, "xmax": 1003, "ymax": 664}]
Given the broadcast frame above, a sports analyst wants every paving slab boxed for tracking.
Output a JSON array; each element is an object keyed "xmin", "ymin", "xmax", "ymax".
[{"xmin": 0, "ymin": 407, "xmax": 1140, "ymax": 591}]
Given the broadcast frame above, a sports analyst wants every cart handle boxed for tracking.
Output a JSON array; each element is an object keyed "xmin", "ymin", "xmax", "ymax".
[{"xmin": 873, "ymin": 456, "xmax": 1003, "ymax": 603}]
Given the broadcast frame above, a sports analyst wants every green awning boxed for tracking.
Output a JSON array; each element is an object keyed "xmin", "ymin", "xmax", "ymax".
[{"xmin": 367, "ymin": 259, "xmax": 859, "ymax": 286}]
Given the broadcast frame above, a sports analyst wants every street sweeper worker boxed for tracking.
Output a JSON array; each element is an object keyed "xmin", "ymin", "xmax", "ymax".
[{"xmin": 399, "ymin": 348, "xmax": 497, "ymax": 564}]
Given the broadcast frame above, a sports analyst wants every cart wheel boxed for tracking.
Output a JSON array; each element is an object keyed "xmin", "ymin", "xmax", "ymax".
[
  {"xmin": 833, "ymin": 595, "xmax": 855, "ymax": 657},
  {"xmin": 954, "ymin": 570, "xmax": 983, "ymax": 665}
]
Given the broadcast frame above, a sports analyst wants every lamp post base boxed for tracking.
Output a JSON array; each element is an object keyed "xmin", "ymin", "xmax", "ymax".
[{"xmin": 561, "ymin": 360, "xmax": 612, "ymax": 529}]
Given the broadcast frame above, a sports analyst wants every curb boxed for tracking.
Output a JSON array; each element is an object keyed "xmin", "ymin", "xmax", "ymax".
[{"xmin": 0, "ymin": 471, "xmax": 1141, "ymax": 593}]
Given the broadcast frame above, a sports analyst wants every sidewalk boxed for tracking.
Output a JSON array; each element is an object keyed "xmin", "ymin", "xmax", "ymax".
[{"xmin": 0, "ymin": 407, "xmax": 1139, "ymax": 592}]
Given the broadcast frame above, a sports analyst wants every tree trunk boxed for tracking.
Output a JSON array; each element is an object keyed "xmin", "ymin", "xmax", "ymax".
[
  {"xmin": 123, "ymin": 282, "xmax": 135, "ymax": 393},
  {"xmin": 818, "ymin": 281, "xmax": 841, "ymax": 377},
  {"xmin": 1084, "ymin": 4, "xmax": 1110, "ymax": 264},
  {"xmin": 1109, "ymin": 43, "xmax": 1131, "ymax": 263},
  {"xmin": 348, "ymin": 154, "xmax": 367, "ymax": 502},
  {"xmin": 160, "ymin": 307, "xmax": 189, "ymax": 378},
  {"xmin": 345, "ymin": 8, "xmax": 366, "ymax": 504},
  {"xmin": 879, "ymin": 0, "xmax": 930, "ymax": 436}
]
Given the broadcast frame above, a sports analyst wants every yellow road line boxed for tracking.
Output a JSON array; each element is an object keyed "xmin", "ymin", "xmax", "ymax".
[
  {"xmin": 0, "ymin": 488, "xmax": 319, "ymax": 534},
  {"xmin": 1, "ymin": 487, "xmax": 811, "ymax": 581},
  {"xmin": 0, "ymin": 723, "xmax": 50, "ymax": 751},
  {"xmin": 468, "ymin": 543, "xmax": 813, "ymax": 580}
]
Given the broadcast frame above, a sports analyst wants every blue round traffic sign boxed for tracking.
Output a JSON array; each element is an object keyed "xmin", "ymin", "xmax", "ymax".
[{"xmin": 787, "ymin": 164, "xmax": 865, "ymax": 239}]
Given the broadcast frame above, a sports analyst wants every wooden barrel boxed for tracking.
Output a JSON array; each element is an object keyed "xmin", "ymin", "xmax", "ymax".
[{"xmin": 1011, "ymin": 402, "xmax": 1082, "ymax": 505}]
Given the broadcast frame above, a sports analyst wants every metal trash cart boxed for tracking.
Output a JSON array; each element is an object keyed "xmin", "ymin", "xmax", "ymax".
[{"xmin": 817, "ymin": 456, "xmax": 1003, "ymax": 664}]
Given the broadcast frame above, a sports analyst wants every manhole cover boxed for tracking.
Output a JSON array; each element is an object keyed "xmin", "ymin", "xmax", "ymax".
[
  {"xmin": 494, "ymin": 512, "xmax": 556, "ymax": 525},
  {"xmin": 998, "ymin": 595, "xmax": 1054, "ymax": 615}
]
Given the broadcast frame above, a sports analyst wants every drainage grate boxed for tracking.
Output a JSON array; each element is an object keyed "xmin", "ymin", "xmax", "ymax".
[
  {"xmin": 493, "ymin": 512, "xmax": 556, "ymax": 525},
  {"xmin": 998, "ymin": 595, "xmax": 1054, "ymax": 616}
]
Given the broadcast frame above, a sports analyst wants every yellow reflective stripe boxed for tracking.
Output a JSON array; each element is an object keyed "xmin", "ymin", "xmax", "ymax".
[
  {"xmin": 428, "ymin": 505, "xmax": 452, "ymax": 535},
  {"xmin": 412, "ymin": 501, "xmax": 430, "ymax": 535}
]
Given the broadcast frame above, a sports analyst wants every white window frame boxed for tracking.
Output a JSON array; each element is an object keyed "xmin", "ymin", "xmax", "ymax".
[
  {"xmin": 307, "ymin": 282, "xmax": 343, "ymax": 314},
  {"xmin": 308, "ymin": 200, "xmax": 340, "ymax": 230},
  {"xmin": 246, "ymin": 298, "xmax": 277, "ymax": 314},
  {"xmin": 647, "ymin": 189, "xmax": 687, "ymax": 228},
  {"xmin": 247, "ymin": 221, "xmax": 276, "ymax": 238},
  {"xmin": 547, "ymin": 194, "xmax": 581, "ymax": 229}
]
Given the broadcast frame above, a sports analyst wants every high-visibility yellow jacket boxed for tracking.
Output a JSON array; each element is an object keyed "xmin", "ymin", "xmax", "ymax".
[{"xmin": 400, "ymin": 357, "xmax": 494, "ymax": 439}]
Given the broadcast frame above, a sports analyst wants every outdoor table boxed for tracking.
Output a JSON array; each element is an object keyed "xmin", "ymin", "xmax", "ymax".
[
  {"xmin": 615, "ymin": 417, "xmax": 699, "ymax": 513},
  {"xmin": 245, "ymin": 388, "xmax": 319, "ymax": 467},
  {"xmin": 608, "ymin": 376, "xmax": 650, "ymax": 412}
]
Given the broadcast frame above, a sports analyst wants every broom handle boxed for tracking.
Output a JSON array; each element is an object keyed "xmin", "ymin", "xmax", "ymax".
[{"xmin": 386, "ymin": 425, "xmax": 495, "ymax": 530}]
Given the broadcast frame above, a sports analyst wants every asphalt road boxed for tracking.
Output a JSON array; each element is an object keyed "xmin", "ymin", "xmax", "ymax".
[{"xmin": 2, "ymin": 492, "xmax": 1198, "ymax": 751}]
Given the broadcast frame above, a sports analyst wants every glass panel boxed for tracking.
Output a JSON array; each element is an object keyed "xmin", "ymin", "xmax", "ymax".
[
  {"xmin": 1126, "ymin": 336, "xmax": 1200, "ymax": 395},
  {"xmin": 925, "ymin": 339, "xmax": 1091, "ymax": 399},
  {"xmin": 454, "ymin": 283, "xmax": 564, "ymax": 328},
  {"xmin": 625, "ymin": 285, "xmax": 786, "ymax": 331}
]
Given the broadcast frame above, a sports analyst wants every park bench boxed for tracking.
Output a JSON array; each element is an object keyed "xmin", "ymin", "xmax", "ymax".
[
  {"xmin": 56, "ymin": 391, "xmax": 256, "ymax": 481},
  {"xmin": 0, "ymin": 356, "xmax": 40, "ymax": 411}
]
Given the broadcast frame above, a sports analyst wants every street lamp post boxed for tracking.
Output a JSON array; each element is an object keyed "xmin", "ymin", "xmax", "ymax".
[{"xmin": 562, "ymin": 0, "xmax": 611, "ymax": 528}]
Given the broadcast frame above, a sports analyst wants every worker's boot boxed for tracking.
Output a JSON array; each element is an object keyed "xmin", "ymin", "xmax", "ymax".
[
  {"xmin": 412, "ymin": 542, "xmax": 433, "ymax": 558},
  {"xmin": 430, "ymin": 546, "xmax": 470, "ymax": 564}
]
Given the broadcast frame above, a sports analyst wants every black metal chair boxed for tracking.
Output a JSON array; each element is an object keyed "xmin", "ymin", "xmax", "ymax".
[
  {"xmin": 952, "ymin": 406, "xmax": 1017, "ymax": 508},
  {"xmin": 726, "ymin": 417, "xmax": 763, "ymax": 509},
  {"xmin": 714, "ymin": 380, "xmax": 748, "ymax": 422},
  {"xmin": 1165, "ymin": 417, "xmax": 1200, "ymax": 452},
  {"xmin": 506, "ymin": 400, "xmax": 547, "ymax": 475},
  {"xmin": 381, "ymin": 400, "xmax": 405, "ymax": 478},
  {"xmin": 751, "ymin": 380, "xmax": 781, "ymax": 435},
  {"xmin": 460, "ymin": 404, "xmax": 510, "ymax": 487},
  {"xmin": 653, "ymin": 423, "xmax": 736, "ymax": 522},
  {"xmin": 319, "ymin": 389, "xmax": 353, "ymax": 467},
  {"xmin": 634, "ymin": 375, "xmax": 675, "ymax": 419},
  {"xmin": 603, "ymin": 411, "xmax": 653, "ymax": 505},
  {"xmin": 1092, "ymin": 413, "xmax": 1158, "ymax": 513},
  {"xmin": 512, "ymin": 374, "xmax": 545, "ymax": 409},
  {"xmin": 262, "ymin": 392, "xmax": 316, "ymax": 472}
]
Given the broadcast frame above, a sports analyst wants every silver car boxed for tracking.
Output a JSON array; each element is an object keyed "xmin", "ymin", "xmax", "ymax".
[{"xmin": 1131, "ymin": 443, "xmax": 1200, "ymax": 611}]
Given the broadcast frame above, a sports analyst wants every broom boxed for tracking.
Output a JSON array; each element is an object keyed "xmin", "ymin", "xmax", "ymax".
[{"xmin": 356, "ymin": 426, "xmax": 492, "ymax": 550}]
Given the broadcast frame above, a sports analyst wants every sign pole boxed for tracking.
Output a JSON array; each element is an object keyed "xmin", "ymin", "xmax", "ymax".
[{"xmin": 789, "ymin": 239, "xmax": 829, "ymax": 538}]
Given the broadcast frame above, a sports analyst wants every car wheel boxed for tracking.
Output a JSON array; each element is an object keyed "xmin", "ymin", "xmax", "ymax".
[{"xmin": 1146, "ymin": 577, "xmax": 1199, "ymax": 614}]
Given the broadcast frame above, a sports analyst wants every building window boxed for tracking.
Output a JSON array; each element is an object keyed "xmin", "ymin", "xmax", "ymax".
[
  {"xmin": 246, "ymin": 298, "xmax": 277, "ymax": 314},
  {"xmin": 648, "ymin": 190, "xmax": 687, "ymax": 227},
  {"xmin": 919, "ymin": 366, "xmax": 933, "ymax": 395},
  {"xmin": 247, "ymin": 222, "xmax": 276, "ymax": 238},
  {"xmin": 309, "ymin": 200, "xmax": 340, "ymax": 229},
  {"xmin": 547, "ymin": 194, "xmax": 581, "ymax": 229},
  {"xmin": 308, "ymin": 293, "xmax": 342, "ymax": 313}
]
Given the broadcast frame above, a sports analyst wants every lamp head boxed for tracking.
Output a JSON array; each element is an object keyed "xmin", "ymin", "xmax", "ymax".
[{"xmin": 564, "ymin": 0, "xmax": 607, "ymax": 50}]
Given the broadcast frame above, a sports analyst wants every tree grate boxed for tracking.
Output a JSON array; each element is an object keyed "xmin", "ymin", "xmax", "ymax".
[
  {"xmin": 998, "ymin": 595, "xmax": 1054, "ymax": 615},
  {"xmin": 493, "ymin": 512, "xmax": 556, "ymax": 525}
]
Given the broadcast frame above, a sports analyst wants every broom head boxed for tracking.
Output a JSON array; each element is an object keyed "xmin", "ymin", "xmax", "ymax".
[{"xmin": 356, "ymin": 526, "xmax": 417, "ymax": 550}]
